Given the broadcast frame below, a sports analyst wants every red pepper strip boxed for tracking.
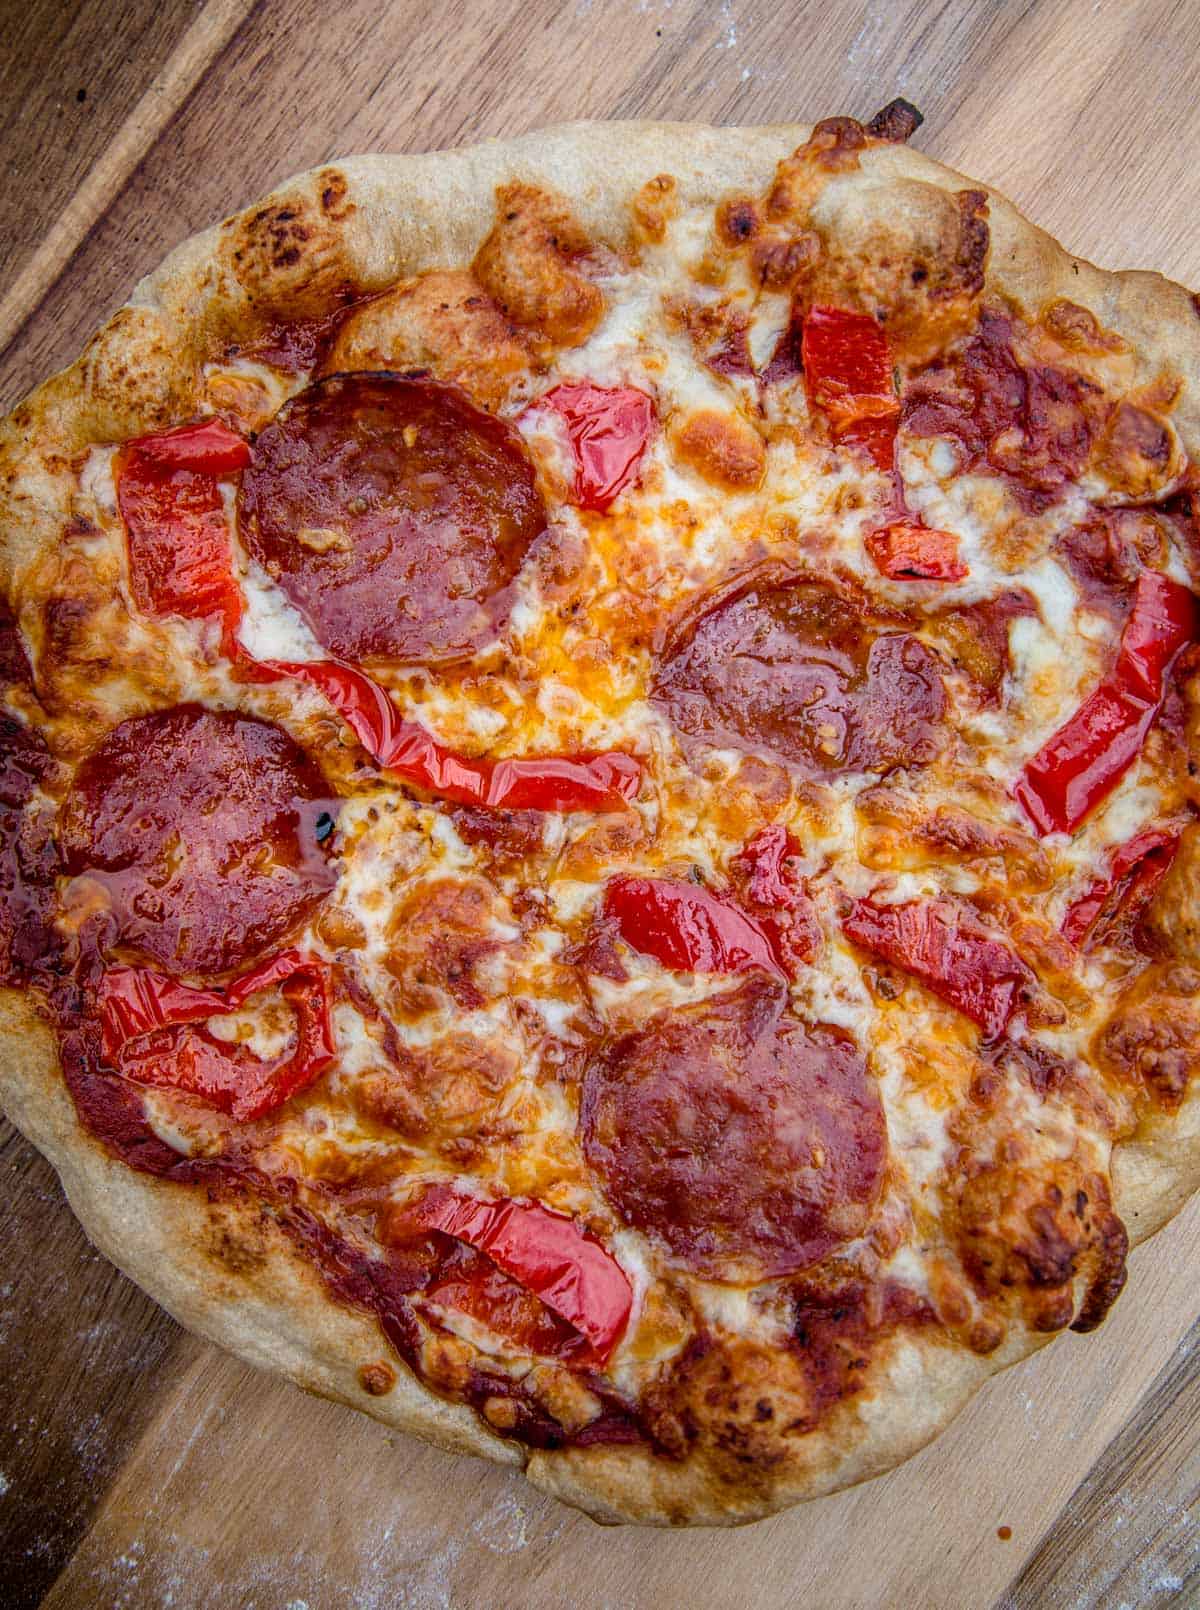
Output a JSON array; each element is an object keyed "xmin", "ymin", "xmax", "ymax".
[
  {"xmin": 843, "ymin": 898, "xmax": 1034, "ymax": 1041},
  {"xmin": 864, "ymin": 520, "xmax": 968, "ymax": 582},
  {"xmin": 99, "ymin": 969, "xmax": 228, "ymax": 1051},
  {"xmin": 1118, "ymin": 572, "xmax": 1199, "ymax": 703},
  {"xmin": 1061, "ymin": 826, "xmax": 1179, "ymax": 949},
  {"xmin": 117, "ymin": 420, "xmax": 251, "ymax": 654},
  {"xmin": 801, "ymin": 306, "xmax": 899, "ymax": 473},
  {"xmin": 799, "ymin": 308, "xmax": 965, "ymax": 573},
  {"xmin": 421, "ymin": 1246, "xmax": 591, "ymax": 1361},
  {"xmin": 603, "ymin": 874, "xmax": 786, "ymax": 979},
  {"xmin": 537, "ymin": 383, "xmax": 656, "ymax": 511},
  {"xmin": 123, "ymin": 418, "xmax": 253, "ymax": 476},
  {"xmin": 410, "ymin": 1185, "xmax": 632, "ymax": 1364},
  {"xmin": 115, "ymin": 425, "xmax": 642, "ymax": 814},
  {"xmin": 264, "ymin": 657, "xmax": 640, "ymax": 812},
  {"xmin": 1015, "ymin": 572, "xmax": 1198, "ymax": 836},
  {"xmin": 730, "ymin": 824, "xmax": 821, "ymax": 966},
  {"xmin": 98, "ymin": 949, "xmax": 335, "ymax": 1121}
]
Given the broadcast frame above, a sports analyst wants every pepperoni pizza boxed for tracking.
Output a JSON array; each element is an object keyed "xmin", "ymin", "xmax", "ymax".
[{"xmin": 3, "ymin": 108, "xmax": 1200, "ymax": 1525}]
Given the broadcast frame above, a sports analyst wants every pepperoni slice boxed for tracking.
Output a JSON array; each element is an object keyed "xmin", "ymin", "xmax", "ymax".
[
  {"xmin": 653, "ymin": 577, "xmax": 945, "ymax": 776},
  {"xmin": 60, "ymin": 706, "xmax": 336, "ymax": 975},
  {"xmin": 238, "ymin": 373, "xmax": 546, "ymax": 665},
  {"xmin": 581, "ymin": 975, "xmax": 885, "ymax": 1281}
]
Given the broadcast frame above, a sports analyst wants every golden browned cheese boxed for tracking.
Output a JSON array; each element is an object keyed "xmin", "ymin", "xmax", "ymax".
[
  {"xmin": 352, "ymin": 1037, "xmax": 518, "ymax": 1156},
  {"xmin": 1096, "ymin": 961, "xmax": 1200, "ymax": 1109},
  {"xmin": 630, "ymin": 173, "xmax": 678, "ymax": 246},
  {"xmin": 672, "ymin": 408, "xmax": 767, "ymax": 491},
  {"xmin": 383, "ymin": 875, "xmax": 513, "ymax": 1015},
  {"xmin": 698, "ymin": 117, "xmax": 990, "ymax": 366},
  {"xmin": 1089, "ymin": 397, "xmax": 1186, "ymax": 502},
  {"xmin": 473, "ymin": 181, "xmax": 605, "ymax": 348},
  {"xmin": 804, "ymin": 185, "xmax": 990, "ymax": 362},
  {"xmin": 557, "ymin": 809, "xmax": 647, "ymax": 880},
  {"xmin": 948, "ymin": 1155, "xmax": 1127, "ymax": 1335},
  {"xmin": 855, "ymin": 788, "xmax": 1051, "ymax": 892},
  {"xmin": 1039, "ymin": 298, "xmax": 1126, "ymax": 356},
  {"xmin": 1145, "ymin": 823, "xmax": 1200, "ymax": 963},
  {"xmin": 322, "ymin": 269, "xmax": 532, "ymax": 411},
  {"xmin": 27, "ymin": 536, "xmax": 182, "ymax": 751},
  {"xmin": 765, "ymin": 117, "xmax": 871, "ymax": 217},
  {"xmin": 662, "ymin": 293, "xmax": 754, "ymax": 376},
  {"xmin": 750, "ymin": 228, "xmax": 820, "ymax": 292},
  {"xmin": 641, "ymin": 1333, "xmax": 822, "ymax": 1471}
]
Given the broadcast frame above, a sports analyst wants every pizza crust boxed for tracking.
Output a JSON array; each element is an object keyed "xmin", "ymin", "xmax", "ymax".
[
  {"xmin": 4, "ymin": 119, "xmax": 1200, "ymax": 1526},
  {"xmin": 0, "ymin": 982, "xmax": 1062, "ymax": 1527}
]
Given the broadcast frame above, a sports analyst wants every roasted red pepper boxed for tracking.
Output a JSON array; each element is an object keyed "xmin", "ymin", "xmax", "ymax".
[
  {"xmin": 800, "ymin": 308, "xmax": 966, "ymax": 577},
  {"xmin": 729, "ymin": 824, "xmax": 822, "ymax": 967},
  {"xmin": 802, "ymin": 305, "xmax": 899, "ymax": 472},
  {"xmin": 1015, "ymin": 572, "xmax": 1198, "ymax": 835},
  {"xmin": 409, "ymin": 1185, "xmax": 632, "ymax": 1363},
  {"xmin": 603, "ymin": 874, "xmax": 786, "ymax": 979},
  {"xmin": 537, "ymin": 383, "xmax": 656, "ymax": 511},
  {"xmin": 99, "ymin": 949, "xmax": 335, "ymax": 1121},
  {"xmin": 117, "ymin": 419, "xmax": 251, "ymax": 652},
  {"xmin": 864, "ymin": 519, "xmax": 967, "ymax": 582},
  {"xmin": 116, "ymin": 424, "xmax": 642, "ymax": 814},
  {"xmin": 420, "ymin": 1243, "xmax": 592, "ymax": 1361},
  {"xmin": 843, "ymin": 897, "xmax": 1034, "ymax": 1041},
  {"xmin": 266, "ymin": 658, "xmax": 641, "ymax": 812},
  {"xmin": 1061, "ymin": 826, "xmax": 1180, "ymax": 949}
]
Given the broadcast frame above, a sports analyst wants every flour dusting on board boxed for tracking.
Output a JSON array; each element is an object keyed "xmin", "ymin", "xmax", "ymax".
[{"xmin": 471, "ymin": 1491, "xmax": 531, "ymax": 1555}]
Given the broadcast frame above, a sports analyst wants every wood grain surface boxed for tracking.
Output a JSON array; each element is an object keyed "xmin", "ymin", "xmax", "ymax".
[{"xmin": 2, "ymin": 1, "xmax": 1199, "ymax": 1605}]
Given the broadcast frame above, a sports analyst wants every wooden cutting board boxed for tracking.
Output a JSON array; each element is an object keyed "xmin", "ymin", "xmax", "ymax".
[{"xmin": 2, "ymin": 2, "xmax": 1199, "ymax": 1604}]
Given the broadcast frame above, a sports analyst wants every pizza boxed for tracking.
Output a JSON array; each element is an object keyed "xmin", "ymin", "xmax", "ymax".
[{"xmin": 3, "ymin": 105, "xmax": 1200, "ymax": 1528}]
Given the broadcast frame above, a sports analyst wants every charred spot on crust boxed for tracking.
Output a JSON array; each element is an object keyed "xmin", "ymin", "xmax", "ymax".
[
  {"xmin": 866, "ymin": 98, "xmax": 925, "ymax": 142},
  {"xmin": 202, "ymin": 1207, "xmax": 272, "ymax": 1279},
  {"xmin": 318, "ymin": 168, "xmax": 352, "ymax": 217}
]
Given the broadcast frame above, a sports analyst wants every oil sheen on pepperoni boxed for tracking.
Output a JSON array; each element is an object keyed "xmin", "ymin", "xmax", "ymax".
[
  {"xmin": 59, "ymin": 705, "xmax": 336, "ymax": 975},
  {"xmin": 239, "ymin": 373, "xmax": 546, "ymax": 664},
  {"xmin": 653, "ymin": 578, "xmax": 945, "ymax": 776},
  {"xmin": 581, "ymin": 975, "xmax": 885, "ymax": 1281}
]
